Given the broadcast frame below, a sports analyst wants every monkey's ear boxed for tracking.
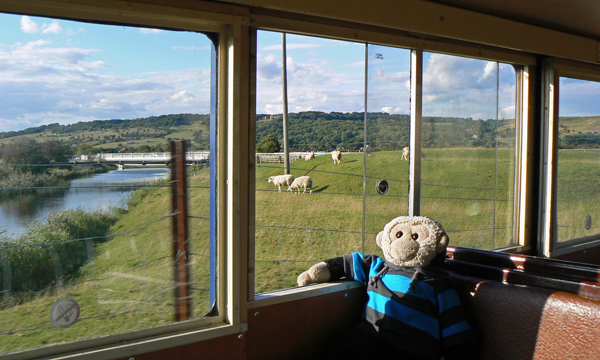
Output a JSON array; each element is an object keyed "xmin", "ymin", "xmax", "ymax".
[
  {"xmin": 376, "ymin": 231, "xmax": 384, "ymax": 248},
  {"xmin": 436, "ymin": 233, "xmax": 449, "ymax": 253}
]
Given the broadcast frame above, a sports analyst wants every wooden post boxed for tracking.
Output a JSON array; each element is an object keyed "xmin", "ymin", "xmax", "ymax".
[{"xmin": 171, "ymin": 140, "xmax": 191, "ymax": 321}]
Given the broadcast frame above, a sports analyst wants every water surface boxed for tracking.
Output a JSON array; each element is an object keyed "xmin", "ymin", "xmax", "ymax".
[{"xmin": 0, "ymin": 167, "xmax": 169, "ymax": 238}]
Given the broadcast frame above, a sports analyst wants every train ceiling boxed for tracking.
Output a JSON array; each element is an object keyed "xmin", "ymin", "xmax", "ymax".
[{"xmin": 427, "ymin": 0, "xmax": 600, "ymax": 40}]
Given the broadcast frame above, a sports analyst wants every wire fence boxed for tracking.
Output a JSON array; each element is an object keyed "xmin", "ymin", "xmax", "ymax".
[
  {"xmin": 2, "ymin": 148, "xmax": 598, "ymax": 342},
  {"xmin": 0, "ymin": 158, "xmax": 213, "ymax": 341}
]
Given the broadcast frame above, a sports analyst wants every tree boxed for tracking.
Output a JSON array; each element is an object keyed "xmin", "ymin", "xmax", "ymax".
[
  {"xmin": 0, "ymin": 138, "xmax": 47, "ymax": 165},
  {"xmin": 0, "ymin": 138, "xmax": 72, "ymax": 173},
  {"xmin": 138, "ymin": 145, "xmax": 152, "ymax": 153},
  {"xmin": 257, "ymin": 134, "xmax": 281, "ymax": 153},
  {"xmin": 39, "ymin": 140, "xmax": 72, "ymax": 162}
]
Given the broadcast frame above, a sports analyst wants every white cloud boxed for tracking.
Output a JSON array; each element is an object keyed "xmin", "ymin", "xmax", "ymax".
[
  {"xmin": 170, "ymin": 90, "xmax": 196, "ymax": 102},
  {"xmin": 257, "ymin": 53, "xmax": 281, "ymax": 81},
  {"xmin": 500, "ymin": 105, "xmax": 515, "ymax": 119},
  {"xmin": 20, "ymin": 16, "xmax": 39, "ymax": 34},
  {"xmin": 20, "ymin": 17, "xmax": 64, "ymax": 35},
  {"xmin": 42, "ymin": 20, "xmax": 63, "ymax": 34},
  {"xmin": 422, "ymin": 54, "xmax": 515, "ymax": 119},
  {"xmin": 479, "ymin": 61, "xmax": 497, "ymax": 82},
  {"xmin": 381, "ymin": 106, "xmax": 405, "ymax": 114},
  {"xmin": 140, "ymin": 28, "xmax": 161, "ymax": 34},
  {"xmin": 0, "ymin": 36, "xmax": 212, "ymax": 131},
  {"xmin": 5, "ymin": 39, "xmax": 97, "ymax": 67}
]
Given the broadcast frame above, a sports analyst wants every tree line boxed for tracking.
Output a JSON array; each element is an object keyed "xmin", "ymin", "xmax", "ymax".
[{"xmin": 256, "ymin": 112, "xmax": 516, "ymax": 152}]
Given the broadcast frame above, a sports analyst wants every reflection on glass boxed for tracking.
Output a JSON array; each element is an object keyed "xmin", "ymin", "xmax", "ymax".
[
  {"xmin": 557, "ymin": 77, "xmax": 600, "ymax": 242},
  {"xmin": 0, "ymin": 14, "xmax": 214, "ymax": 355},
  {"xmin": 421, "ymin": 53, "xmax": 517, "ymax": 249}
]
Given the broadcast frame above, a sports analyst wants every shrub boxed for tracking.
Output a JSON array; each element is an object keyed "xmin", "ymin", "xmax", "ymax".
[{"xmin": 0, "ymin": 208, "xmax": 120, "ymax": 304}]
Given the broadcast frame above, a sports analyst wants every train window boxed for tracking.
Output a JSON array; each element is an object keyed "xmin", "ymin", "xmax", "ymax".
[
  {"xmin": 364, "ymin": 44, "xmax": 411, "ymax": 250},
  {"xmin": 0, "ymin": 13, "xmax": 217, "ymax": 356},
  {"xmin": 420, "ymin": 53, "xmax": 517, "ymax": 249},
  {"xmin": 557, "ymin": 77, "xmax": 600, "ymax": 243},
  {"xmin": 254, "ymin": 30, "xmax": 412, "ymax": 293}
]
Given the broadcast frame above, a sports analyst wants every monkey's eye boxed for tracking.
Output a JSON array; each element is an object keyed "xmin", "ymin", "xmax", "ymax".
[
  {"xmin": 411, "ymin": 233, "xmax": 419, "ymax": 240},
  {"xmin": 395, "ymin": 231, "xmax": 403, "ymax": 238}
]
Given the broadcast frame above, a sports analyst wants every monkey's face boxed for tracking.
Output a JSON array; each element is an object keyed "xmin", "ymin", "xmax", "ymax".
[{"xmin": 376, "ymin": 216, "xmax": 449, "ymax": 266}]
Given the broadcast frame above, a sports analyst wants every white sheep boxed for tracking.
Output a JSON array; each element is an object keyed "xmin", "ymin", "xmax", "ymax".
[
  {"xmin": 268, "ymin": 174, "xmax": 295, "ymax": 193},
  {"xmin": 288, "ymin": 176, "xmax": 313, "ymax": 194},
  {"xmin": 305, "ymin": 152, "xmax": 315, "ymax": 161},
  {"xmin": 401, "ymin": 147, "xmax": 409, "ymax": 160},
  {"xmin": 331, "ymin": 150, "xmax": 341, "ymax": 164},
  {"xmin": 362, "ymin": 144, "xmax": 373, "ymax": 156}
]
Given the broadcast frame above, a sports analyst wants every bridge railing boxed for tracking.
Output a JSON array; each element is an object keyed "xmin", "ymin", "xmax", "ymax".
[{"xmin": 70, "ymin": 152, "xmax": 210, "ymax": 162}]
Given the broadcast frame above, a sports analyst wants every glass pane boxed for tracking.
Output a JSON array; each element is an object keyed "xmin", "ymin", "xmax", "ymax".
[
  {"xmin": 0, "ymin": 14, "xmax": 215, "ymax": 355},
  {"xmin": 365, "ymin": 44, "xmax": 411, "ymax": 254},
  {"xmin": 557, "ymin": 77, "xmax": 600, "ymax": 242},
  {"xmin": 421, "ymin": 53, "xmax": 517, "ymax": 249},
  {"xmin": 255, "ymin": 31, "xmax": 365, "ymax": 293}
]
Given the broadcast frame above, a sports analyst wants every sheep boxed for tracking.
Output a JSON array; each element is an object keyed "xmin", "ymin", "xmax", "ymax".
[
  {"xmin": 288, "ymin": 176, "xmax": 313, "ymax": 194},
  {"xmin": 401, "ymin": 147, "xmax": 409, "ymax": 160},
  {"xmin": 361, "ymin": 144, "xmax": 373, "ymax": 156},
  {"xmin": 305, "ymin": 152, "xmax": 315, "ymax": 161},
  {"xmin": 331, "ymin": 150, "xmax": 341, "ymax": 164},
  {"xmin": 268, "ymin": 174, "xmax": 295, "ymax": 193}
]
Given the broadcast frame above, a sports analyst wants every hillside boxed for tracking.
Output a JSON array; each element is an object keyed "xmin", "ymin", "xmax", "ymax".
[
  {"xmin": 0, "ymin": 114, "xmax": 210, "ymax": 153},
  {"xmin": 11, "ymin": 111, "xmax": 599, "ymax": 154}
]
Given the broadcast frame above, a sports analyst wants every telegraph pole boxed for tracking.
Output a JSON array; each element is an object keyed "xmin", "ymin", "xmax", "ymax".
[{"xmin": 282, "ymin": 33, "xmax": 290, "ymax": 174}]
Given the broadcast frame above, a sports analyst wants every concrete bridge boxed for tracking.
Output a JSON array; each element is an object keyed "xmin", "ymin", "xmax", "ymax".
[{"xmin": 71, "ymin": 152, "xmax": 210, "ymax": 169}]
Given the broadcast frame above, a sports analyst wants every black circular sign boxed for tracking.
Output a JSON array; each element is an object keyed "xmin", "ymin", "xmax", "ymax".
[
  {"xmin": 585, "ymin": 215, "xmax": 592, "ymax": 230},
  {"xmin": 376, "ymin": 179, "xmax": 389, "ymax": 195}
]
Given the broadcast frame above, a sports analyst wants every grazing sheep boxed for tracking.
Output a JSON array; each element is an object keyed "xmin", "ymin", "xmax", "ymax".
[
  {"xmin": 305, "ymin": 152, "xmax": 315, "ymax": 161},
  {"xmin": 268, "ymin": 174, "xmax": 295, "ymax": 193},
  {"xmin": 288, "ymin": 176, "xmax": 313, "ymax": 194},
  {"xmin": 401, "ymin": 147, "xmax": 409, "ymax": 160},
  {"xmin": 331, "ymin": 150, "xmax": 341, "ymax": 164},
  {"xmin": 360, "ymin": 145, "xmax": 373, "ymax": 156}
]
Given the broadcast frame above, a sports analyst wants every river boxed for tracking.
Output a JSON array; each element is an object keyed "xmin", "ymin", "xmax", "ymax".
[{"xmin": 0, "ymin": 167, "xmax": 170, "ymax": 238}]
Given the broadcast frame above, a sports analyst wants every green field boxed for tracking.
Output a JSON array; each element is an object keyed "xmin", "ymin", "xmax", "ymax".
[
  {"xmin": 556, "ymin": 148, "xmax": 600, "ymax": 241},
  {"xmin": 1, "ymin": 147, "xmax": 599, "ymax": 354}
]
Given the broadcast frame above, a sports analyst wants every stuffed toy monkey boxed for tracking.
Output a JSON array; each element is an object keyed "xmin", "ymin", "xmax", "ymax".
[{"xmin": 297, "ymin": 216, "xmax": 474, "ymax": 360}]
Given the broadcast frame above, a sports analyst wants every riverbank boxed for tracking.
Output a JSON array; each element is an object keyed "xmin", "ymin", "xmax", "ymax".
[
  {"xmin": 0, "ymin": 164, "xmax": 113, "ymax": 199},
  {"xmin": 0, "ymin": 167, "xmax": 185, "ymax": 353},
  {"xmin": 0, "ymin": 208, "xmax": 123, "ymax": 301}
]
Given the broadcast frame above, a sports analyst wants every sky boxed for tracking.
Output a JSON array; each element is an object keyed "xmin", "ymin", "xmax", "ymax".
[
  {"xmin": 256, "ymin": 30, "xmax": 517, "ymax": 120},
  {"xmin": 0, "ymin": 13, "xmax": 597, "ymax": 133},
  {"xmin": 0, "ymin": 13, "xmax": 212, "ymax": 132}
]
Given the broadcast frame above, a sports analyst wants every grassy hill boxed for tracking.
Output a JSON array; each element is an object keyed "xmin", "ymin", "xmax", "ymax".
[
  {"xmin": 0, "ymin": 114, "xmax": 210, "ymax": 152},
  {"xmin": 559, "ymin": 115, "xmax": 600, "ymax": 134}
]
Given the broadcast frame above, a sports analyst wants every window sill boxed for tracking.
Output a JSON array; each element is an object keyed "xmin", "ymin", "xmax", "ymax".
[
  {"xmin": 250, "ymin": 281, "xmax": 363, "ymax": 308},
  {"xmin": 7, "ymin": 319, "xmax": 242, "ymax": 360}
]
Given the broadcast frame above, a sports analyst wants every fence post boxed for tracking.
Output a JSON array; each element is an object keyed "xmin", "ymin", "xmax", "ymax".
[{"xmin": 170, "ymin": 140, "xmax": 191, "ymax": 321}]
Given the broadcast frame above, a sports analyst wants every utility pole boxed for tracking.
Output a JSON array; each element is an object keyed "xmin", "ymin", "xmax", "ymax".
[{"xmin": 282, "ymin": 33, "xmax": 290, "ymax": 174}]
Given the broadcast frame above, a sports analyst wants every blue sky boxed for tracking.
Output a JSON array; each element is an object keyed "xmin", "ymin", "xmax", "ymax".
[
  {"xmin": 0, "ymin": 14, "xmax": 212, "ymax": 132},
  {"xmin": 256, "ymin": 30, "xmax": 517, "ymax": 120},
  {"xmin": 0, "ymin": 13, "xmax": 596, "ymax": 133}
]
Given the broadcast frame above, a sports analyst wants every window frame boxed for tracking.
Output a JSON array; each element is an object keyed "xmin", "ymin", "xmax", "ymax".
[
  {"xmin": 249, "ymin": 17, "xmax": 536, "ymax": 303},
  {"xmin": 0, "ymin": 3, "xmax": 245, "ymax": 360},
  {"xmin": 540, "ymin": 59, "xmax": 600, "ymax": 258}
]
